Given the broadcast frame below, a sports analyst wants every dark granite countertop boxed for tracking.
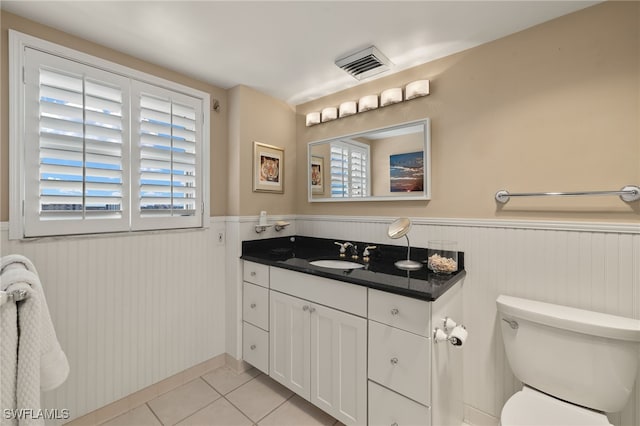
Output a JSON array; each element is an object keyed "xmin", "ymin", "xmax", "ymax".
[{"xmin": 241, "ymin": 236, "xmax": 466, "ymax": 302}]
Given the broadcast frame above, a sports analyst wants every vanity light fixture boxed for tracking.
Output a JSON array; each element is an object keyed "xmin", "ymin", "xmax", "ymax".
[
  {"xmin": 405, "ymin": 80, "xmax": 430, "ymax": 100},
  {"xmin": 321, "ymin": 107, "xmax": 338, "ymax": 122},
  {"xmin": 358, "ymin": 95, "xmax": 378, "ymax": 112},
  {"xmin": 304, "ymin": 79, "xmax": 430, "ymax": 127},
  {"xmin": 306, "ymin": 111, "xmax": 321, "ymax": 126},
  {"xmin": 380, "ymin": 88, "xmax": 403, "ymax": 107},
  {"xmin": 339, "ymin": 101, "xmax": 357, "ymax": 117}
]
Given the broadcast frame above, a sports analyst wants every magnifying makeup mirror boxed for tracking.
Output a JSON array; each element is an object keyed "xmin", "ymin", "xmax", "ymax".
[{"xmin": 387, "ymin": 218, "xmax": 423, "ymax": 271}]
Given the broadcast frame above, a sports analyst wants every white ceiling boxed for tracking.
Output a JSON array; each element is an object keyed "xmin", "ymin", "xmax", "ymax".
[{"xmin": 2, "ymin": 1, "xmax": 600, "ymax": 106}]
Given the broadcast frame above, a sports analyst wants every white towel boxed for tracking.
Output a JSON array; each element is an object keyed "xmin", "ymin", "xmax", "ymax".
[{"xmin": 1, "ymin": 255, "xmax": 69, "ymax": 425}]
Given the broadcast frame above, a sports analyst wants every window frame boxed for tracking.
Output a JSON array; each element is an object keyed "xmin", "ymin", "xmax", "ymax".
[{"xmin": 9, "ymin": 30, "xmax": 210, "ymax": 240}]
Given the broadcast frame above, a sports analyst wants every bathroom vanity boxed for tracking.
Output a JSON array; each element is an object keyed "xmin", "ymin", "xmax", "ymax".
[{"xmin": 240, "ymin": 236, "xmax": 466, "ymax": 426}]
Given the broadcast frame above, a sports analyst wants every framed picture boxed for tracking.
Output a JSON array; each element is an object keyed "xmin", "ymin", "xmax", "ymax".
[
  {"xmin": 253, "ymin": 142, "xmax": 284, "ymax": 193},
  {"xmin": 390, "ymin": 151, "xmax": 424, "ymax": 192},
  {"xmin": 310, "ymin": 156, "xmax": 324, "ymax": 194}
]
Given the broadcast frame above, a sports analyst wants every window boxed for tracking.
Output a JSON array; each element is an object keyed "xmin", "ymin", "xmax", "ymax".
[
  {"xmin": 10, "ymin": 31, "xmax": 210, "ymax": 238},
  {"xmin": 330, "ymin": 140, "xmax": 370, "ymax": 198}
]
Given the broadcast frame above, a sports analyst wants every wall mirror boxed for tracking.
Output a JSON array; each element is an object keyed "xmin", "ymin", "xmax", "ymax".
[{"xmin": 308, "ymin": 118, "xmax": 431, "ymax": 202}]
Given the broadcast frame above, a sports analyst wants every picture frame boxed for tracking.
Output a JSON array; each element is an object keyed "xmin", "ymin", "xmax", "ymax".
[
  {"xmin": 253, "ymin": 142, "xmax": 284, "ymax": 193},
  {"xmin": 310, "ymin": 156, "xmax": 324, "ymax": 194},
  {"xmin": 389, "ymin": 151, "xmax": 424, "ymax": 193}
]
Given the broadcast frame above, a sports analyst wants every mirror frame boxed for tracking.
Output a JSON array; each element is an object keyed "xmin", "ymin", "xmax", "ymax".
[{"xmin": 307, "ymin": 118, "xmax": 431, "ymax": 202}]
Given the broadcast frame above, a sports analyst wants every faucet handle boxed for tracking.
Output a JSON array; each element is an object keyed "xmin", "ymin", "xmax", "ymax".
[
  {"xmin": 363, "ymin": 245, "xmax": 377, "ymax": 257},
  {"xmin": 334, "ymin": 242, "xmax": 351, "ymax": 257}
]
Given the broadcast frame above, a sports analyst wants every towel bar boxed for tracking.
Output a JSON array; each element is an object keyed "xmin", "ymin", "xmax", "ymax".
[
  {"xmin": 0, "ymin": 289, "xmax": 29, "ymax": 307},
  {"xmin": 495, "ymin": 185, "xmax": 640, "ymax": 204}
]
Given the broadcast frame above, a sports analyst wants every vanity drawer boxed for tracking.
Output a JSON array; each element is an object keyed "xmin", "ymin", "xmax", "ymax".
[
  {"xmin": 243, "ymin": 282, "xmax": 269, "ymax": 330},
  {"xmin": 270, "ymin": 267, "xmax": 367, "ymax": 317},
  {"xmin": 368, "ymin": 381, "xmax": 430, "ymax": 426},
  {"xmin": 243, "ymin": 322, "xmax": 269, "ymax": 374},
  {"xmin": 243, "ymin": 261, "xmax": 269, "ymax": 288},
  {"xmin": 368, "ymin": 320, "xmax": 431, "ymax": 406},
  {"xmin": 368, "ymin": 288, "xmax": 431, "ymax": 336}
]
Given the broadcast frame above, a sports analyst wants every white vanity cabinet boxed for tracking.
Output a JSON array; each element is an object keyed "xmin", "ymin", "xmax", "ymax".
[
  {"xmin": 241, "ymin": 260, "xmax": 464, "ymax": 426},
  {"xmin": 269, "ymin": 267, "xmax": 368, "ymax": 426}
]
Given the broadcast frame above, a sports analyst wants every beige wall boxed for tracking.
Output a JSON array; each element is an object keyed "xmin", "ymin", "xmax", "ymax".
[
  {"xmin": 0, "ymin": 11, "xmax": 229, "ymax": 219},
  {"xmin": 296, "ymin": 1, "xmax": 640, "ymax": 223},
  {"xmin": 227, "ymin": 85, "xmax": 297, "ymax": 216}
]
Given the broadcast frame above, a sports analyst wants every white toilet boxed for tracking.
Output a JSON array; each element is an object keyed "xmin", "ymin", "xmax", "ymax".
[{"xmin": 496, "ymin": 295, "xmax": 640, "ymax": 426}]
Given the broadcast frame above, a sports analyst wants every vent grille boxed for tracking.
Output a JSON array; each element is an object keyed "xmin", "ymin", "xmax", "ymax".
[{"xmin": 335, "ymin": 46, "xmax": 391, "ymax": 80}]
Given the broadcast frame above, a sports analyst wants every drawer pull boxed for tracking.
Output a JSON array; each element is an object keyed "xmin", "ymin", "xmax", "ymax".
[
  {"xmin": 391, "ymin": 308, "xmax": 399, "ymax": 316},
  {"xmin": 390, "ymin": 357, "xmax": 399, "ymax": 365},
  {"xmin": 250, "ymin": 303, "xmax": 257, "ymax": 309},
  {"xmin": 302, "ymin": 305, "xmax": 310, "ymax": 311},
  {"xmin": 250, "ymin": 271, "xmax": 257, "ymax": 276},
  {"xmin": 250, "ymin": 344, "xmax": 256, "ymax": 350}
]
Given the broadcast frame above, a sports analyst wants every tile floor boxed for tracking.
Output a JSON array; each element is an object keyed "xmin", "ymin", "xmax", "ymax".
[{"xmin": 100, "ymin": 366, "xmax": 341, "ymax": 426}]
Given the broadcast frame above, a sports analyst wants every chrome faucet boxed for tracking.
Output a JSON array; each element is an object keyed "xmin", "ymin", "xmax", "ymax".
[
  {"xmin": 334, "ymin": 242, "xmax": 353, "ymax": 258},
  {"xmin": 363, "ymin": 245, "xmax": 377, "ymax": 262}
]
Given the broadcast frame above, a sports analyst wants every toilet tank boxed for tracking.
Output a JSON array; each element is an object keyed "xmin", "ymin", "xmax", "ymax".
[{"xmin": 497, "ymin": 295, "xmax": 640, "ymax": 413}]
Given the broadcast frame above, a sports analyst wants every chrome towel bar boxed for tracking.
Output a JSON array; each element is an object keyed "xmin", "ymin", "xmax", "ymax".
[
  {"xmin": 0, "ymin": 289, "xmax": 29, "ymax": 307},
  {"xmin": 495, "ymin": 185, "xmax": 640, "ymax": 204}
]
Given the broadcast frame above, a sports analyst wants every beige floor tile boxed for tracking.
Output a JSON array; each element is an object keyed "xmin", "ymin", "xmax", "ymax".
[
  {"xmin": 258, "ymin": 395, "xmax": 337, "ymax": 426},
  {"xmin": 100, "ymin": 404, "xmax": 161, "ymax": 426},
  {"xmin": 147, "ymin": 378, "xmax": 221, "ymax": 425},
  {"xmin": 201, "ymin": 366, "xmax": 261, "ymax": 395},
  {"xmin": 226, "ymin": 375, "xmax": 294, "ymax": 422},
  {"xmin": 176, "ymin": 398, "xmax": 253, "ymax": 426}
]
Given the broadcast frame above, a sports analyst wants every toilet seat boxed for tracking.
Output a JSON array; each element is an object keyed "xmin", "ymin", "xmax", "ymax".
[{"xmin": 501, "ymin": 386, "xmax": 612, "ymax": 426}]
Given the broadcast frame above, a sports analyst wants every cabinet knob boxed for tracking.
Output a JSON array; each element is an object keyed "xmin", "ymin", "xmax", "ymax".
[
  {"xmin": 391, "ymin": 308, "xmax": 399, "ymax": 316},
  {"xmin": 303, "ymin": 305, "xmax": 309, "ymax": 311},
  {"xmin": 309, "ymin": 306, "xmax": 316, "ymax": 313},
  {"xmin": 250, "ymin": 303, "xmax": 257, "ymax": 309},
  {"xmin": 250, "ymin": 271, "xmax": 257, "ymax": 276},
  {"xmin": 390, "ymin": 357, "xmax": 399, "ymax": 365},
  {"xmin": 250, "ymin": 344, "xmax": 256, "ymax": 350},
  {"xmin": 391, "ymin": 423, "xmax": 399, "ymax": 426}
]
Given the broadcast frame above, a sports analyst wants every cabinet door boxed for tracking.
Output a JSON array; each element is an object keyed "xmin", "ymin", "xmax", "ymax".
[
  {"xmin": 311, "ymin": 304, "xmax": 367, "ymax": 426},
  {"xmin": 269, "ymin": 290, "xmax": 311, "ymax": 399}
]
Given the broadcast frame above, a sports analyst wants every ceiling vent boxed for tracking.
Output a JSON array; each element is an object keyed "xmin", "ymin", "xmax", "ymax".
[{"xmin": 335, "ymin": 46, "xmax": 391, "ymax": 81}]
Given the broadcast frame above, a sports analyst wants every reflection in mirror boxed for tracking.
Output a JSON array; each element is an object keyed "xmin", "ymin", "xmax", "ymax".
[{"xmin": 308, "ymin": 118, "xmax": 430, "ymax": 202}]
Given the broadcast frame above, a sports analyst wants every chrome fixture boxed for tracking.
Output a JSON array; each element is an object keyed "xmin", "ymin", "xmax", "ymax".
[
  {"xmin": 495, "ymin": 185, "xmax": 640, "ymax": 204},
  {"xmin": 387, "ymin": 218, "xmax": 423, "ymax": 271},
  {"xmin": 334, "ymin": 242, "xmax": 353, "ymax": 257},
  {"xmin": 362, "ymin": 245, "xmax": 377, "ymax": 262}
]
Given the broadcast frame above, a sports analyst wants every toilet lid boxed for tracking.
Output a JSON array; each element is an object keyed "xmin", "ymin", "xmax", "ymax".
[{"xmin": 501, "ymin": 387, "xmax": 612, "ymax": 426}]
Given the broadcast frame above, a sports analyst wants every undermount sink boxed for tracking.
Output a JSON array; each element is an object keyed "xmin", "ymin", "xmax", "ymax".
[{"xmin": 309, "ymin": 259, "xmax": 366, "ymax": 270}]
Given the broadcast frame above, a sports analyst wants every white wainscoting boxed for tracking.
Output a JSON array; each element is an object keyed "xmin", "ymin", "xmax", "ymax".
[
  {"xmin": 294, "ymin": 215, "xmax": 640, "ymax": 426},
  {"xmin": 0, "ymin": 220, "xmax": 227, "ymax": 424}
]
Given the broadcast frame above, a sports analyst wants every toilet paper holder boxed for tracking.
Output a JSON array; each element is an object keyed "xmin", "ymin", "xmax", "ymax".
[{"xmin": 433, "ymin": 317, "xmax": 467, "ymax": 346}]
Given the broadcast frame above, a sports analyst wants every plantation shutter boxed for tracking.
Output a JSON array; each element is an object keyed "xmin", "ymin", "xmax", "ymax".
[
  {"xmin": 131, "ymin": 81, "xmax": 203, "ymax": 230},
  {"xmin": 330, "ymin": 145, "xmax": 348, "ymax": 197},
  {"xmin": 330, "ymin": 141, "xmax": 369, "ymax": 198},
  {"xmin": 23, "ymin": 48, "xmax": 130, "ymax": 237},
  {"xmin": 349, "ymin": 149, "xmax": 368, "ymax": 196}
]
